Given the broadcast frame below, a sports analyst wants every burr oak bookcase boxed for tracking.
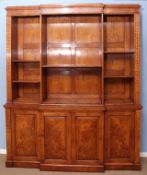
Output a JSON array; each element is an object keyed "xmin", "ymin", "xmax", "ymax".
[{"xmin": 5, "ymin": 4, "xmax": 142, "ymax": 172}]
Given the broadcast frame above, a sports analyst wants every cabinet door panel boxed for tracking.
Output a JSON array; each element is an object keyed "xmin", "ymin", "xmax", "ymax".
[
  {"xmin": 72, "ymin": 112, "xmax": 104, "ymax": 165},
  {"xmin": 43, "ymin": 112, "xmax": 71, "ymax": 164},
  {"xmin": 11, "ymin": 110, "xmax": 39, "ymax": 161},
  {"xmin": 105, "ymin": 111, "xmax": 134, "ymax": 163}
]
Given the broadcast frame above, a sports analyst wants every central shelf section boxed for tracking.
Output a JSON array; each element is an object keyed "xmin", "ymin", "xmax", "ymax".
[
  {"xmin": 10, "ymin": 14, "xmax": 135, "ymax": 104},
  {"xmin": 41, "ymin": 15, "xmax": 103, "ymax": 104}
]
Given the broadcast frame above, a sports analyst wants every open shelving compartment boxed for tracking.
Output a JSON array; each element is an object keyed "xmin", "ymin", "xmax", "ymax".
[
  {"xmin": 10, "ymin": 13, "xmax": 136, "ymax": 105},
  {"xmin": 11, "ymin": 16, "xmax": 41, "ymax": 103},
  {"xmin": 104, "ymin": 14, "xmax": 134, "ymax": 104},
  {"xmin": 41, "ymin": 14, "xmax": 103, "ymax": 104}
]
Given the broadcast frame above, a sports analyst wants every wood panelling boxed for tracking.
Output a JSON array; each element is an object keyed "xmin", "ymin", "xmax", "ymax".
[
  {"xmin": 47, "ymin": 48, "xmax": 72, "ymax": 66},
  {"xmin": 47, "ymin": 69, "xmax": 72, "ymax": 94},
  {"xmin": 12, "ymin": 17, "xmax": 40, "ymax": 61},
  {"xmin": 72, "ymin": 112, "xmax": 104, "ymax": 164},
  {"xmin": 104, "ymin": 53, "xmax": 133, "ymax": 77},
  {"xmin": 74, "ymin": 16, "xmax": 101, "ymax": 44},
  {"xmin": 75, "ymin": 48, "xmax": 102, "ymax": 67},
  {"xmin": 105, "ymin": 111, "xmax": 134, "ymax": 163},
  {"xmin": 104, "ymin": 78, "xmax": 134, "ymax": 103},
  {"xmin": 5, "ymin": 3, "xmax": 142, "ymax": 172},
  {"xmin": 11, "ymin": 110, "xmax": 39, "ymax": 160},
  {"xmin": 43, "ymin": 112, "xmax": 71, "ymax": 163},
  {"xmin": 104, "ymin": 16, "xmax": 134, "ymax": 52}
]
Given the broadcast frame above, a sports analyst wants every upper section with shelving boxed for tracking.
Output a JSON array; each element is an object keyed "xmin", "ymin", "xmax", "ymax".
[{"xmin": 6, "ymin": 4, "xmax": 141, "ymax": 105}]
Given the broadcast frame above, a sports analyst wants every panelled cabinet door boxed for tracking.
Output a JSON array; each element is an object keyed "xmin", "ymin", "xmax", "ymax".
[
  {"xmin": 42, "ymin": 112, "xmax": 71, "ymax": 164},
  {"xmin": 105, "ymin": 111, "xmax": 134, "ymax": 163},
  {"xmin": 72, "ymin": 112, "xmax": 104, "ymax": 165},
  {"xmin": 11, "ymin": 110, "xmax": 39, "ymax": 161}
]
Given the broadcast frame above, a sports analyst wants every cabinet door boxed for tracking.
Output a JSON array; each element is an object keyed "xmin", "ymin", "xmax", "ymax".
[
  {"xmin": 43, "ymin": 112, "xmax": 71, "ymax": 164},
  {"xmin": 11, "ymin": 110, "xmax": 39, "ymax": 161},
  {"xmin": 72, "ymin": 112, "xmax": 104, "ymax": 165},
  {"xmin": 105, "ymin": 111, "xmax": 134, "ymax": 163}
]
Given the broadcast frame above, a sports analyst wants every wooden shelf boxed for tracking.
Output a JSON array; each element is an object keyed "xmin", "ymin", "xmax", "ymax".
[
  {"xmin": 12, "ymin": 80, "xmax": 40, "ymax": 83},
  {"xmin": 12, "ymin": 60, "xmax": 40, "ymax": 63},
  {"xmin": 104, "ymin": 51, "xmax": 134, "ymax": 54},
  {"xmin": 42, "ymin": 65, "xmax": 102, "ymax": 68},
  {"xmin": 104, "ymin": 99, "xmax": 134, "ymax": 104},
  {"xmin": 13, "ymin": 96, "xmax": 40, "ymax": 104},
  {"xmin": 47, "ymin": 42, "xmax": 101, "ymax": 48},
  {"xmin": 104, "ymin": 75, "xmax": 134, "ymax": 78},
  {"xmin": 43, "ymin": 94, "xmax": 102, "ymax": 104}
]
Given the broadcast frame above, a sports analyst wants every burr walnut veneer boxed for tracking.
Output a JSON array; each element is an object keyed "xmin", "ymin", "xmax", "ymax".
[{"xmin": 5, "ymin": 4, "xmax": 142, "ymax": 172}]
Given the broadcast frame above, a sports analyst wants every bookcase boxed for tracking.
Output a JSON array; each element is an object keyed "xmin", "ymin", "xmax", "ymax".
[{"xmin": 5, "ymin": 4, "xmax": 142, "ymax": 172}]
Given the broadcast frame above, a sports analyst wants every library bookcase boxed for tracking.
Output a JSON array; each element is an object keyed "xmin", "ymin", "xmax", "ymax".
[{"xmin": 5, "ymin": 4, "xmax": 142, "ymax": 172}]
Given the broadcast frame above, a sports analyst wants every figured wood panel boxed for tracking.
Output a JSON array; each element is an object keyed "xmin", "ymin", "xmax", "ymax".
[
  {"xmin": 74, "ymin": 16, "xmax": 101, "ymax": 44},
  {"xmin": 11, "ymin": 110, "xmax": 39, "ymax": 160},
  {"xmin": 23, "ymin": 17, "xmax": 40, "ymax": 61},
  {"xmin": 104, "ymin": 16, "xmax": 134, "ymax": 52},
  {"xmin": 75, "ymin": 69, "xmax": 101, "ymax": 95},
  {"xmin": 104, "ymin": 53, "xmax": 133, "ymax": 77},
  {"xmin": 47, "ymin": 69, "xmax": 72, "ymax": 94},
  {"xmin": 104, "ymin": 78, "xmax": 133, "ymax": 103},
  {"xmin": 44, "ymin": 112, "xmax": 71, "ymax": 163},
  {"xmin": 75, "ymin": 48, "xmax": 102, "ymax": 67},
  {"xmin": 72, "ymin": 112, "xmax": 104, "ymax": 164},
  {"xmin": 45, "ymin": 15, "xmax": 102, "ymax": 67},
  {"xmin": 105, "ymin": 111, "xmax": 134, "ymax": 163},
  {"xmin": 47, "ymin": 48, "xmax": 72, "ymax": 66},
  {"xmin": 19, "ymin": 84, "xmax": 40, "ymax": 96},
  {"xmin": 47, "ymin": 17, "xmax": 71, "ymax": 44},
  {"xmin": 47, "ymin": 69, "xmax": 101, "ymax": 95}
]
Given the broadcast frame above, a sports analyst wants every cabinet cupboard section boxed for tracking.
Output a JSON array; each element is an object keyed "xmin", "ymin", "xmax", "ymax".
[
  {"xmin": 41, "ymin": 111, "xmax": 104, "ymax": 166},
  {"xmin": 105, "ymin": 111, "xmax": 134, "ymax": 163},
  {"xmin": 11, "ymin": 110, "xmax": 39, "ymax": 162},
  {"xmin": 72, "ymin": 112, "xmax": 104, "ymax": 165},
  {"xmin": 42, "ymin": 112, "xmax": 71, "ymax": 164}
]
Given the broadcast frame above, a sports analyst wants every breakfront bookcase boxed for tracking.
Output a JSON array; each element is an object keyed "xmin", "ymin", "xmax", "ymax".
[{"xmin": 5, "ymin": 4, "xmax": 142, "ymax": 172}]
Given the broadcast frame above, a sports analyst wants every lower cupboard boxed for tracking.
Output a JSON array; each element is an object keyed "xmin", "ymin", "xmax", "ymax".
[{"xmin": 5, "ymin": 108, "xmax": 141, "ymax": 171}]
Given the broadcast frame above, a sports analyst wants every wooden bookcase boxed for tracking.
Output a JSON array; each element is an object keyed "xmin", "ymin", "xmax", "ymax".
[{"xmin": 5, "ymin": 4, "xmax": 142, "ymax": 172}]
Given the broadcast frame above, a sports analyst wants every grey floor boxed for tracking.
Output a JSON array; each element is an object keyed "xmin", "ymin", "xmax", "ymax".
[{"xmin": 0, "ymin": 155, "xmax": 147, "ymax": 175}]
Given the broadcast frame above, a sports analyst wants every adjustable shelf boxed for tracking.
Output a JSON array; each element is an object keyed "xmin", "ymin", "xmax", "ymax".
[
  {"xmin": 104, "ymin": 51, "xmax": 134, "ymax": 54},
  {"xmin": 42, "ymin": 65, "xmax": 102, "ymax": 68},
  {"xmin": 12, "ymin": 60, "xmax": 40, "ymax": 63},
  {"xmin": 104, "ymin": 75, "xmax": 134, "ymax": 78},
  {"xmin": 12, "ymin": 80, "xmax": 40, "ymax": 83}
]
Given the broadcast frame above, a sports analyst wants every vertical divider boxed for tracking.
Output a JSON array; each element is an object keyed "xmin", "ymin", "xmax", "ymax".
[
  {"xmin": 40, "ymin": 15, "xmax": 42, "ymax": 103},
  {"xmin": 40, "ymin": 15, "xmax": 47, "ymax": 102},
  {"xmin": 71, "ymin": 16, "xmax": 75, "ymax": 94},
  {"xmin": 39, "ymin": 14, "xmax": 45, "ymax": 162},
  {"xmin": 101, "ymin": 14, "xmax": 104, "ymax": 104},
  {"xmin": 7, "ymin": 15, "xmax": 12, "ymax": 102}
]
